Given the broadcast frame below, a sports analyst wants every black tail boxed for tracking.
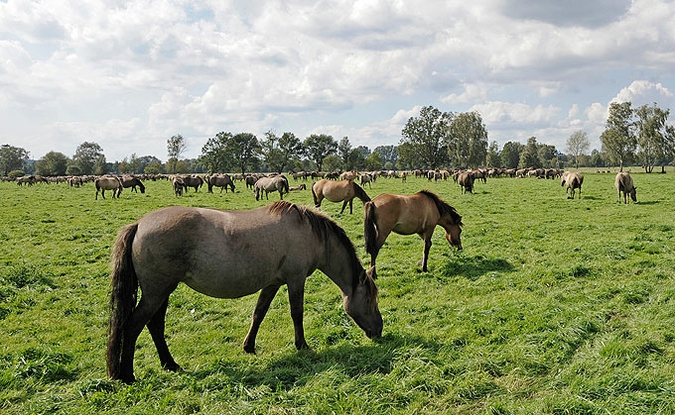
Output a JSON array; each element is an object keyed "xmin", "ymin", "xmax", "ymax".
[
  {"xmin": 364, "ymin": 201, "xmax": 377, "ymax": 257},
  {"xmin": 106, "ymin": 223, "xmax": 139, "ymax": 380},
  {"xmin": 353, "ymin": 182, "xmax": 371, "ymax": 203},
  {"xmin": 311, "ymin": 182, "xmax": 319, "ymax": 207}
]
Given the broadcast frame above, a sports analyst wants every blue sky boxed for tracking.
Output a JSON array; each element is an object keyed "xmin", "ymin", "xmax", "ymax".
[{"xmin": 1, "ymin": 0, "xmax": 674, "ymax": 162}]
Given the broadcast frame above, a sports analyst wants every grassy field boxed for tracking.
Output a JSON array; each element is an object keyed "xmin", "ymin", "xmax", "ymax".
[{"xmin": 1, "ymin": 170, "xmax": 675, "ymax": 414}]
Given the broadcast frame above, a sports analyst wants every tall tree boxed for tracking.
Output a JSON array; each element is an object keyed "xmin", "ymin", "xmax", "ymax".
[
  {"xmin": 35, "ymin": 151, "xmax": 69, "ymax": 176},
  {"xmin": 167, "ymin": 134, "xmax": 187, "ymax": 174},
  {"xmin": 72, "ymin": 141, "xmax": 104, "ymax": 175},
  {"xmin": 566, "ymin": 130, "xmax": 590, "ymax": 169},
  {"xmin": 447, "ymin": 111, "xmax": 488, "ymax": 168},
  {"xmin": 229, "ymin": 133, "xmax": 260, "ymax": 174},
  {"xmin": 260, "ymin": 131, "xmax": 304, "ymax": 173},
  {"xmin": 518, "ymin": 137, "xmax": 542, "ymax": 169},
  {"xmin": 634, "ymin": 103, "xmax": 675, "ymax": 173},
  {"xmin": 600, "ymin": 101, "xmax": 636, "ymax": 171},
  {"xmin": 200, "ymin": 132, "xmax": 232, "ymax": 173},
  {"xmin": 0, "ymin": 144, "xmax": 30, "ymax": 176},
  {"xmin": 400, "ymin": 105, "xmax": 452, "ymax": 170},
  {"xmin": 500, "ymin": 141, "xmax": 523, "ymax": 168},
  {"xmin": 373, "ymin": 145, "xmax": 398, "ymax": 166},
  {"xmin": 486, "ymin": 141, "xmax": 501, "ymax": 168},
  {"xmin": 304, "ymin": 134, "xmax": 337, "ymax": 171},
  {"xmin": 338, "ymin": 137, "xmax": 352, "ymax": 168}
]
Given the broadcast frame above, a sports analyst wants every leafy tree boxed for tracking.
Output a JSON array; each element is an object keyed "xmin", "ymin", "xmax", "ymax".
[
  {"xmin": 200, "ymin": 132, "xmax": 232, "ymax": 173},
  {"xmin": 400, "ymin": 105, "xmax": 452, "ymax": 170},
  {"xmin": 396, "ymin": 142, "xmax": 416, "ymax": 169},
  {"xmin": 566, "ymin": 130, "xmax": 590, "ymax": 169},
  {"xmin": 634, "ymin": 103, "xmax": 675, "ymax": 173},
  {"xmin": 166, "ymin": 134, "xmax": 187, "ymax": 174},
  {"xmin": 600, "ymin": 101, "xmax": 636, "ymax": 171},
  {"xmin": 0, "ymin": 144, "xmax": 30, "ymax": 176},
  {"xmin": 500, "ymin": 141, "xmax": 522, "ymax": 168},
  {"xmin": 537, "ymin": 144, "xmax": 559, "ymax": 168},
  {"xmin": 485, "ymin": 141, "xmax": 501, "ymax": 168},
  {"xmin": 519, "ymin": 137, "xmax": 542, "ymax": 169},
  {"xmin": 260, "ymin": 131, "xmax": 304, "ymax": 173},
  {"xmin": 338, "ymin": 137, "xmax": 353, "ymax": 168},
  {"xmin": 322, "ymin": 155, "xmax": 343, "ymax": 172},
  {"xmin": 373, "ymin": 145, "xmax": 398, "ymax": 166},
  {"xmin": 447, "ymin": 111, "xmax": 488, "ymax": 168},
  {"xmin": 72, "ymin": 141, "xmax": 104, "ymax": 175},
  {"xmin": 229, "ymin": 133, "xmax": 261, "ymax": 174},
  {"xmin": 365, "ymin": 152, "xmax": 383, "ymax": 171},
  {"xmin": 304, "ymin": 134, "xmax": 337, "ymax": 171},
  {"xmin": 144, "ymin": 161, "xmax": 162, "ymax": 175},
  {"xmin": 35, "ymin": 151, "xmax": 69, "ymax": 176}
]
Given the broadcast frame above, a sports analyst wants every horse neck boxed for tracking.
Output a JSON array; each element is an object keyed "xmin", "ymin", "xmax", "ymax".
[{"xmin": 318, "ymin": 232, "xmax": 357, "ymax": 296}]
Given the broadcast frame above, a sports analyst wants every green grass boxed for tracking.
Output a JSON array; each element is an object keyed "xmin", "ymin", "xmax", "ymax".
[{"xmin": 2, "ymin": 171, "xmax": 675, "ymax": 414}]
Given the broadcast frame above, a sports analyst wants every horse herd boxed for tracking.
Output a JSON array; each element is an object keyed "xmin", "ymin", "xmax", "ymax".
[{"xmin": 10, "ymin": 168, "xmax": 635, "ymax": 383}]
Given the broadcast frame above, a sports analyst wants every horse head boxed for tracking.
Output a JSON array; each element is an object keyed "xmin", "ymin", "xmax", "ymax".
[{"xmin": 342, "ymin": 266, "xmax": 382, "ymax": 339}]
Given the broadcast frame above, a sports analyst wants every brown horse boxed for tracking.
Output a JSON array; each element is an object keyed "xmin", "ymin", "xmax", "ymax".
[
  {"xmin": 95, "ymin": 176, "xmax": 123, "ymax": 199},
  {"xmin": 615, "ymin": 172, "xmax": 637, "ymax": 203},
  {"xmin": 107, "ymin": 201, "xmax": 382, "ymax": 384},
  {"xmin": 120, "ymin": 175, "xmax": 146, "ymax": 193},
  {"xmin": 207, "ymin": 173, "xmax": 236, "ymax": 193},
  {"xmin": 312, "ymin": 179, "xmax": 371, "ymax": 214},
  {"xmin": 254, "ymin": 175, "xmax": 289, "ymax": 200},
  {"xmin": 561, "ymin": 171, "xmax": 583, "ymax": 199},
  {"xmin": 364, "ymin": 190, "xmax": 463, "ymax": 275}
]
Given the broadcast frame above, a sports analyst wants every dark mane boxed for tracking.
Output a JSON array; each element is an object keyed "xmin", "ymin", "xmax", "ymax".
[
  {"xmin": 418, "ymin": 190, "xmax": 463, "ymax": 226},
  {"xmin": 267, "ymin": 201, "xmax": 377, "ymax": 298}
]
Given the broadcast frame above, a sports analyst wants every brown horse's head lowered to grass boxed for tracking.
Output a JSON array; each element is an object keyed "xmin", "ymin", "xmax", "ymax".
[
  {"xmin": 311, "ymin": 179, "xmax": 371, "ymax": 214},
  {"xmin": 364, "ymin": 190, "xmax": 463, "ymax": 276},
  {"xmin": 106, "ymin": 201, "xmax": 381, "ymax": 384}
]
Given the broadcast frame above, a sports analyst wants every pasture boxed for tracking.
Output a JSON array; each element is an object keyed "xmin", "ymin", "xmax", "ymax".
[{"xmin": 1, "ymin": 171, "xmax": 675, "ymax": 414}]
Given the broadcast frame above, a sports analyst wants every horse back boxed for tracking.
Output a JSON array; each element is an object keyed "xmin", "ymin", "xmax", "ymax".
[{"xmin": 370, "ymin": 193, "xmax": 438, "ymax": 235}]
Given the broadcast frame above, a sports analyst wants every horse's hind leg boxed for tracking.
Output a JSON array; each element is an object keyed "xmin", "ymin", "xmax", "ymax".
[
  {"xmin": 340, "ymin": 200, "xmax": 348, "ymax": 214},
  {"xmin": 419, "ymin": 235, "xmax": 433, "ymax": 272},
  {"xmin": 147, "ymin": 297, "xmax": 181, "ymax": 372},
  {"xmin": 119, "ymin": 295, "xmax": 166, "ymax": 383},
  {"xmin": 243, "ymin": 284, "xmax": 281, "ymax": 354}
]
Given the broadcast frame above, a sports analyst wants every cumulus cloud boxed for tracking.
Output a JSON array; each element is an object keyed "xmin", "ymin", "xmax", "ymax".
[{"xmin": 613, "ymin": 80, "xmax": 674, "ymax": 107}]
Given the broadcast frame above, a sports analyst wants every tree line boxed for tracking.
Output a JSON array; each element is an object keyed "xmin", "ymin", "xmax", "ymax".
[{"xmin": 2, "ymin": 101, "xmax": 673, "ymax": 178}]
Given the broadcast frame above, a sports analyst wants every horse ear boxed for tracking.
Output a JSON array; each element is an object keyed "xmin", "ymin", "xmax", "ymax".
[{"xmin": 366, "ymin": 266, "xmax": 377, "ymax": 280}]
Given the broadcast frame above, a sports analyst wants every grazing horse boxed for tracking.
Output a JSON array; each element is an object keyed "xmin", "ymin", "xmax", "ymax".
[
  {"xmin": 254, "ymin": 175, "xmax": 289, "ymax": 201},
  {"xmin": 120, "ymin": 175, "xmax": 146, "ymax": 194},
  {"xmin": 106, "ymin": 201, "xmax": 382, "ymax": 384},
  {"xmin": 561, "ymin": 171, "xmax": 583, "ymax": 199},
  {"xmin": 172, "ymin": 176, "xmax": 186, "ymax": 197},
  {"xmin": 288, "ymin": 184, "xmax": 306, "ymax": 191},
  {"xmin": 182, "ymin": 175, "xmax": 204, "ymax": 192},
  {"xmin": 360, "ymin": 173, "xmax": 374, "ymax": 189},
  {"xmin": 95, "ymin": 176, "xmax": 123, "ymax": 200},
  {"xmin": 312, "ymin": 179, "xmax": 371, "ymax": 214},
  {"xmin": 364, "ymin": 190, "xmax": 463, "ymax": 274},
  {"xmin": 615, "ymin": 172, "xmax": 637, "ymax": 204},
  {"xmin": 457, "ymin": 171, "xmax": 474, "ymax": 194},
  {"xmin": 207, "ymin": 174, "xmax": 236, "ymax": 193}
]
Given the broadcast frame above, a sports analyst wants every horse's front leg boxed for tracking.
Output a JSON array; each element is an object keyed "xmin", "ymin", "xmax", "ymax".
[
  {"xmin": 287, "ymin": 280, "xmax": 310, "ymax": 351},
  {"xmin": 243, "ymin": 284, "xmax": 281, "ymax": 354},
  {"xmin": 340, "ymin": 200, "xmax": 348, "ymax": 214},
  {"xmin": 419, "ymin": 236, "xmax": 432, "ymax": 272}
]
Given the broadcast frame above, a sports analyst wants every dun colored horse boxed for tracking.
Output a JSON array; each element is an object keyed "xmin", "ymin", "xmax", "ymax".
[
  {"xmin": 364, "ymin": 190, "xmax": 463, "ymax": 274},
  {"xmin": 120, "ymin": 175, "xmax": 146, "ymax": 194},
  {"xmin": 254, "ymin": 175, "xmax": 289, "ymax": 200},
  {"xmin": 107, "ymin": 201, "xmax": 382, "ymax": 384},
  {"xmin": 207, "ymin": 174, "xmax": 236, "ymax": 193},
  {"xmin": 95, "ymin": 176, "xmax": 123, "ymax": 199},
  {"xmin": 615, "ymin": 172, "xmax": 637, "ymax": 203},
  {"xmin": 561, "ymin": 171, "xmax": 583, "ymax": 199},
  {"xmin": 312, "ymin": 179, "xmax": 371, "ymax": 214}
]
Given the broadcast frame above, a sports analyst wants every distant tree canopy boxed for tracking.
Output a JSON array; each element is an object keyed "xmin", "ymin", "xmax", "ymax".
[
  {"xmin": 72, "ymin": 141, "xmax": 105, "ymax": 175},
  {"xmin": 399, "ymin": 105, "xmax": 452, "ymax": 169},
  {"xmin": 35, "ymin": 151, "xmax": 69, "ymax": 176},
  {"xmin": 0, "ymin": 144, "xmax": 30, "ymax": 176},
  {"xmin": 304, "ymin": 134, "xmax": 337, "ymax": 172}
]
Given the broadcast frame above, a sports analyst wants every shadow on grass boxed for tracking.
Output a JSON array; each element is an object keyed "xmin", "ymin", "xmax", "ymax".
[
  {"xmin": 186, "ymin": 332, "xmax": 443, "ymax": 391},
  {"xmin": 440, "ymin": 254, "xmax": 514, "ymax": 280}
]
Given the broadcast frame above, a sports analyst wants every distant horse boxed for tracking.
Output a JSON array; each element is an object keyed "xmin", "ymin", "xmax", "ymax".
[
  {"xmin": 364, "ymin": 190, "xmax": 463, "ymax": 274},
  {"xmin": 245, "ymin": 175, "xmax": 257, "ymax": 190},
  {"xmin": 288, "ymin": 184, "xmax": 306, "ymax": 191},
  {"xmin": 457, "ymin": 171, "xmax": 474, "ymax": 194},
  {"xmin": 207, "ymin": 174, "xmax": 236, "ymax": 193},
  {"xmin": 615, "ymin": 172, "xmax": 637, "ymax": 204},
  {"xmin": 561, "ymin": 171, "xmax": 583, "ymax": 199},
  {"xmin": 95, "ymin": 176, "xmax": 123, "ymax": 200},
  {"xmin": 360, "ymin": 173, "xmax": 374, "ymax": 189},
  {"xmin": 120, "ymin": 175, "xmax": 146, "ymax": 194},
  {"xmin": 312, "ymin": 179, "xmax": 371, "ymax": 214},
  {"xmin": 254, "ymin": 175, "xmax": 289, "ymax": 201},
  {"xmin": 182, "ymin": 175, "xmax": 204, "ymax": 192},
  {"xmin": 106, "ymin": 201, "xmax": 382, "ymax": 384},
  {"xmin": 172, "ymin": 176, "xmax": 186, "ymax": 197}
]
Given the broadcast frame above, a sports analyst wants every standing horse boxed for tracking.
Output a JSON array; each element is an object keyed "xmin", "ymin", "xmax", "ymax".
[
  {"xmin": 207, "ymin": 174, "xmax": 236, "ymax": 193},
  {"xmin": 312, "ymin": 179, "xmax": 371, "ymax": 214},
  {"xmin": 106, "ymin": 201, "xmax": 382, "ymax": 383},
  {"xmin": 561, "ymin": 171, "xmax": 583, "ymax": 199},
  {"xmin": 182, "ymin": 175, "xmax": 204, "ymax": 192},
  {"xmin": 95, "ymin": 176, "xmax": 123, "ymax": 200},
  {"xmin": 254, "ymin": 175, "xmax": 289, "ymax": 201},
  {"xmin": 120, "ymin": 175, "xmax": 146, "ymax": 194},
  {"xmin": 615, "ymin": 172, "xmax": 637, "ymax": 203},
  {"xmin": 364, "ymin": 190, "xmax": 463, "ymax": 275}
]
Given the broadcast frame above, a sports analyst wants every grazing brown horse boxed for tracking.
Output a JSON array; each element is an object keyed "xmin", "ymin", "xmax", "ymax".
[
  {"xmin": 615, "ymin": 172, "xmax": 637, "ymax": 203},
  {"xmin": 254, "ymin": 175, "xmax": 289, "ymax": 200},
  {"xmin": 561, "ymin": 171, "xmax": 583, "ymax": 199},
  {"xmin": 95, "ymin": 176, "xmax": 123, "ymax": 199},
  {"xmin": 457, "ymin": 171, "xmax": 474, "ymax": 194},
  {"xmin": 182, "ymin": 175, "xmax": 204, "ymax": 192},
  {"xmin": 120, "ymin": 175, "xmax": 146, "ymax": 193},
  {"xmin": 207, "ymin": 173, "xmax": 236, "ymax": 193},
  {"xmin": 364, "ymin": 190, "xmax": 463, "ymax": 275},
  {"xmin": 312, "ymin": 179, "xmax": 371, "ymax": 214},
  {"xmin": 106, "ymin": 201, "xmax": 382, "ymax": 384},
  {"xmin": 172, "ymin": 176, "xmax": 186, "ymax": 197}
]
